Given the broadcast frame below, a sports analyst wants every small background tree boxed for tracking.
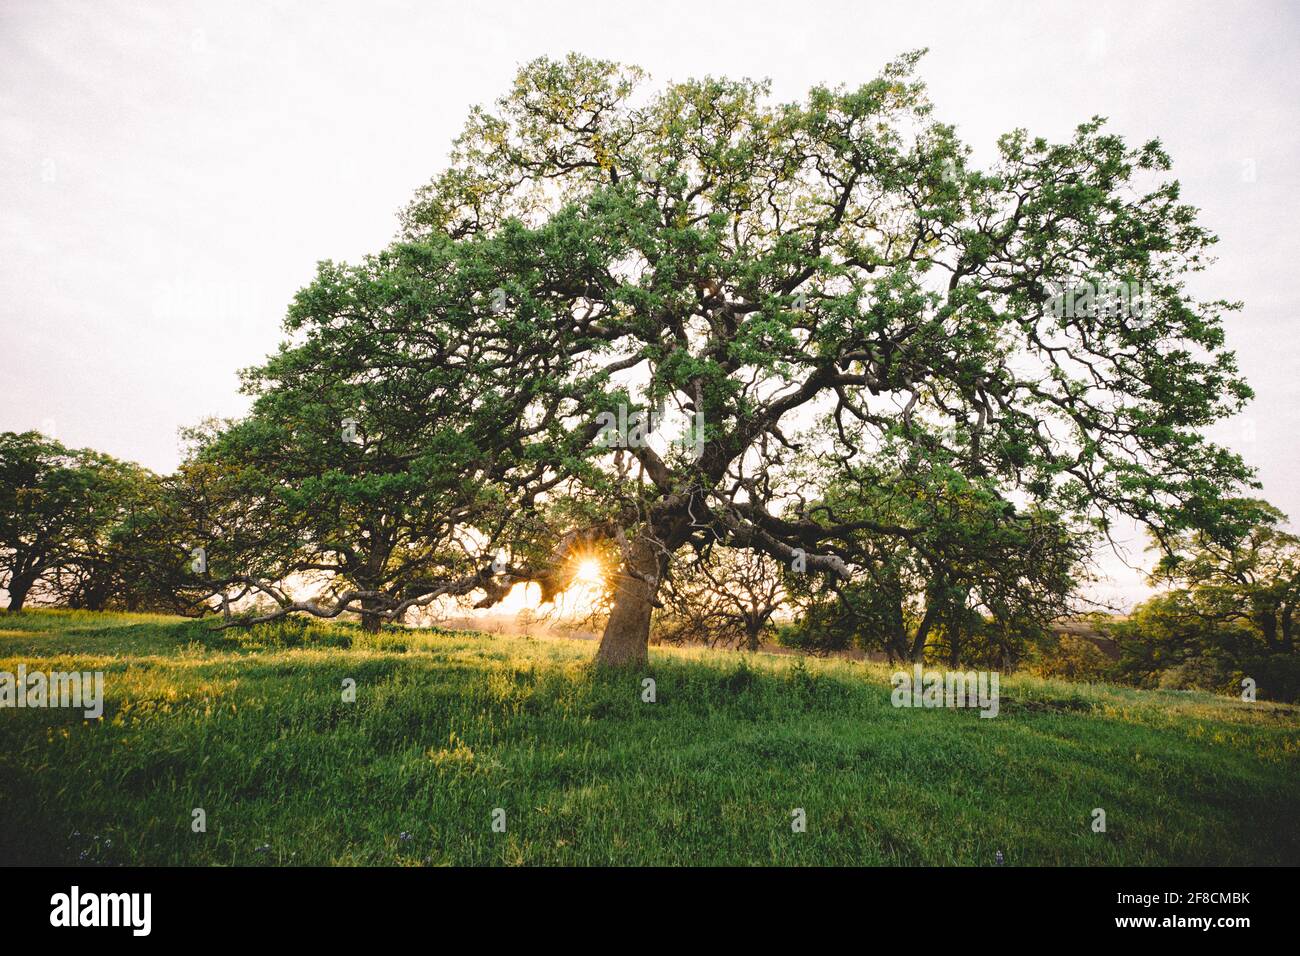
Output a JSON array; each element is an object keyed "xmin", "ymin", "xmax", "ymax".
[{"xmin": 656, "ymin": 547, "xmax": 785, "ymax": 651}]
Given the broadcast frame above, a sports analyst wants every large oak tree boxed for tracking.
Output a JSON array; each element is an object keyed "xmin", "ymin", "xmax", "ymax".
[{"xmin": 221, "ymin": 52, "xmax": 1252, "ymax": 664}]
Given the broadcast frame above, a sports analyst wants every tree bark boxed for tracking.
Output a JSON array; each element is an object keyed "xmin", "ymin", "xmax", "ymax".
[
  {"xmin": 360, "ymin": 595, "xmax": 384, "ymax": 633},
  {"xmin": 595, "ymin": 532, "xmax": 672, "ymax": 668},
  {"xmin": 909, "ymin": 604, "xmax": 940, "ymax": 662},
  {"xmin": 1257, "ymin": 611, "xmax": 1280, "ymax": 653},
  {"xmin": 6, "ymin": 572, "xmax": 36, "ymax": 612}
]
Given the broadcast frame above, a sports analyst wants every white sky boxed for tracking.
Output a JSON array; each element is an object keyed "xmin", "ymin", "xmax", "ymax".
[{"xmin": 2, "ymin": 0, "xmax": 1298, "ymax": 608}]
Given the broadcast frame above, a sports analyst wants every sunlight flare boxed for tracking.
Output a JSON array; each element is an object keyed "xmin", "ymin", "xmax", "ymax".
[{"xmin": 574, "ymin": 557, "xmax": 604, "ymax": 586}]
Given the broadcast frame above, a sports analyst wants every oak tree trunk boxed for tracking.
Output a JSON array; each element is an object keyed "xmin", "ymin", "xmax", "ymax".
[
  {"xmin": 360, "ymin": 595, "xmax": 384, "ymax": 634},
  {"xmin": 595, "ymin": 534, "xmax": 670, "ymax": 668},
  {"xmin": 6, "ymin": 572, "xmax": 36, "ymax": 612}
]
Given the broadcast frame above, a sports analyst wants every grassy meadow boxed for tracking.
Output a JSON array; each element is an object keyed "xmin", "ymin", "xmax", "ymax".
[{"xmin": 1, "ymin": 608, "xmax": 1297, "ymax": 866}]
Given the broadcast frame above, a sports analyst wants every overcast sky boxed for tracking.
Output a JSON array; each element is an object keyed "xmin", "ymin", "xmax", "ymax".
[{"xmin": 2, "ymin": 0, "xmax": 1298, "ymax": 607}]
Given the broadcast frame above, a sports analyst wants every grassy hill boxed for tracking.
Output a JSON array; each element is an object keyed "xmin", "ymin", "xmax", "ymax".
[{"xmin": 1, "ymin": 609, "xmax": 1296, "ymax": 866}]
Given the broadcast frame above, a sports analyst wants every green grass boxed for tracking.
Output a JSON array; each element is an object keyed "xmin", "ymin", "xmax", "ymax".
[{"xmin": 1, "ymin": 608, "xmax": 1297, "ymax": 866}]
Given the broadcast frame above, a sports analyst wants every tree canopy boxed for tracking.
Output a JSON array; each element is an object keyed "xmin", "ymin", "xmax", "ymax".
[
  {"xmin": 0, "ymin": 431, "xmax": 155, "ymax": 611},
  {"xmin": 179, "ymin": 51, "xmax": 1253, "ymax": 666}
]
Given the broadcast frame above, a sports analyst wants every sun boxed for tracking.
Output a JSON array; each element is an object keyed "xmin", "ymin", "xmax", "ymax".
[{"xmin": 573, "ymin": 557, "xmax": 604, "ymax": 586}]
